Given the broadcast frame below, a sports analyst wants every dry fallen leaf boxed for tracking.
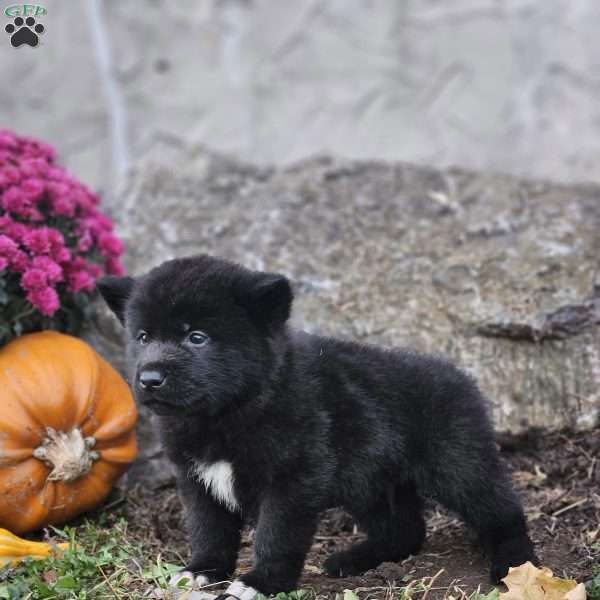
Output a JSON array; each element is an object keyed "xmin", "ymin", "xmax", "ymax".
[
  {"xmin": 513, "ymin": 465, "xmax": 547, "ymax": 488},
  {"xmin": 500, "ymin": 562, "xmax": 586, "ymax": 600}
]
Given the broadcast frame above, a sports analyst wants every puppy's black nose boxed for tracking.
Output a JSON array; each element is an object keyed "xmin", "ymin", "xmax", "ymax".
[{"xmin": 138, "ymin": 369, "xmax": 166, "ymax": 389}]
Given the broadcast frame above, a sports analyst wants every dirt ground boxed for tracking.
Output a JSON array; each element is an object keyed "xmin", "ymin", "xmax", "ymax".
[{"xmin": 125, "ymin": 429, "xmax": 600, "ymax": 598}]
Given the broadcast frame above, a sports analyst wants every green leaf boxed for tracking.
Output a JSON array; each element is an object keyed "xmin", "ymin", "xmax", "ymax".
[
  {"xmin": 56, "ymin": 575, "xmax": 77, "ymax": 588},
  {"xmin": 176, "ymin": 575, "xmax": 192, "ymax": 589},
  {"xmin": 33, "ymin": 582, "xmax": 53, "ymax": 598},
  {"xmin": 344, "ymin": 591, "xmax": 360, "ymax": 600},
  {"xmin": 469, "ymin": 589, "xmax": 499, "ymax": 600}
]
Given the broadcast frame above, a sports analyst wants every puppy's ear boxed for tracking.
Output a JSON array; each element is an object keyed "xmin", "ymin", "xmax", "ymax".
[
  {"xmin": 96, "ymin": 276, "xmax": 135, "ymax": 326},
  {"xmin": 240, "ymin": 273, "xmax": 293, "ymax": 330}
]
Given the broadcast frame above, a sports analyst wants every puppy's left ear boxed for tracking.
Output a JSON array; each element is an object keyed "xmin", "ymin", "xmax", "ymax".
[
  {"xmin": 241, "ymin": 273, "xmax": 293, "ymax": 330},
  {"xmin": 96, "ymin": 276, "xmax": 135, "ymax": 326}
]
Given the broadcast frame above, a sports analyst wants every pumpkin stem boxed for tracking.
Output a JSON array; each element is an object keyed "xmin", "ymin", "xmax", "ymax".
[{"xmin": 33, "ymin": 428, "xmax": 100, "ymax": 482}]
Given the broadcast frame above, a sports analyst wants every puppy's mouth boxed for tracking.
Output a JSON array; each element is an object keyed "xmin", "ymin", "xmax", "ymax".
[{"xmin": 140, "ymin": 397, "xmax": 180, "ymax": 416}]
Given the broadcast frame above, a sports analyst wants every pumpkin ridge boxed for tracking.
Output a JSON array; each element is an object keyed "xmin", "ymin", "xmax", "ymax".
[
  {"xmin": 76, "ymin": 342, "xmax": 102, "ymax": 434},
  {"xmin": 1, "ymin": 360, "xmax": 48, "ymax": 438},
  {"xmin": 0, "ymin": 447, "xmax": 33, "ymax": 465},
  {"xmin": 95, "ymin": 432, "xmax": 137, "ymax": 464}
]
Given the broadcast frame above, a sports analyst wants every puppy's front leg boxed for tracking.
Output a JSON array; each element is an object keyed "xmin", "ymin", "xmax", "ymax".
[
  {"xmin": 222, "ymin": 493, "xmax": 318, "ymax": 598},
  {"xmin": 171, "ymin": 472, "xmax": 243, "ymax": 588}
]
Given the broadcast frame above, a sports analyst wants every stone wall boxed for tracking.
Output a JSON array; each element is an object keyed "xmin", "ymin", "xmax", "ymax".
[{"xmin": 3, "ymin": 0, "xmax": 600, "ymax": 201}]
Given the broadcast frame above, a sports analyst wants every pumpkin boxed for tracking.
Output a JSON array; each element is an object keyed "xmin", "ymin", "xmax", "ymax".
[
  {"xmin": 0, "ymin": 331, "xmax": 137, "ymax": 533},
  {"xmin": 0, "ymin": 528, "xmax": 70, "ymax": 566}
]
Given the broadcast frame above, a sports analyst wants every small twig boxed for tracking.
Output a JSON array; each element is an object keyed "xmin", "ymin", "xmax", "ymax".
[
  {"xmin": 102, "ymin": 495, "xmax": 127, "ymax": 511},
  {"xmin": 9, "ymin": 305, "xmax": 36, "ymax": 323},
  {"xmin": 541, "ymin": 486, "xmax": 572, "ymax": 512},
  {"xmin": 422, "ymin": 569, "xmax": 445, "ymax": 600},
  {"xmin": 552, "ymin": 498, "xmax": 587, "ymax": 517},
  {"xmin": 314, "ymin": 534, "xmax": 361, "ymax": 540},
  {"xmin": 588, "ymin": 457, "xmax": 596, "ymax": 480},
  {"xmin": 98, "ymin": 564, "xmax": 121, "ymax": 599},
  {"xmin": 421, "ymin": 550, "xmax": 453, "ymax": 558}
]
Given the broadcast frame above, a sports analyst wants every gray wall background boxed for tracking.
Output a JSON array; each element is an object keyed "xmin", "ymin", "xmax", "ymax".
[{"xmin": 2, "ymin": 0, "xmax": 600, "ymax": 197}]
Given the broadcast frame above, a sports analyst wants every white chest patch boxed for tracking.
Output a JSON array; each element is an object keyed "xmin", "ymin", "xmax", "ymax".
[{"xmin": 190, "ymin": 460, "xmax": 239, "ymax": 512}]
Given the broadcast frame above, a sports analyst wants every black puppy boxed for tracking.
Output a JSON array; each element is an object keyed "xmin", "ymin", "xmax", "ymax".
[{"xmin": 98, "ymin": 255, "xmax": 535, "ymax": 598}]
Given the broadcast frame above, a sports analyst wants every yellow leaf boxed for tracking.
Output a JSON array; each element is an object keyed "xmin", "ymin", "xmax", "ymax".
[
  {"xmin": 500, "ymin": 562, "xmax": 587, "ymax": 600},
  {"xmin": 500, "ymin": 562, "xmax": 546, "ymax": 600},
  {"xmin": 564, "ymin": 584, "xmax": 586, "ymax": 600}
]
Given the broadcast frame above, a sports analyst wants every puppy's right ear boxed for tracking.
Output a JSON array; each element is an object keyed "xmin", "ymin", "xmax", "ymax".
[{"xmin": 96, "ymin": 276, "xmax": 135, "ymax": 326}]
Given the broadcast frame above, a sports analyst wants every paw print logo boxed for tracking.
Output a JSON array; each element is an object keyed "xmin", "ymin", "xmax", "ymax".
[{"xmin": 5, "ymin": 16, "xmax": 44, "ymax": 47}]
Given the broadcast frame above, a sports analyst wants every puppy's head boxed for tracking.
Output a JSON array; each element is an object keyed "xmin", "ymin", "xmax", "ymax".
[{"xmin": 97, "ymin": 255, "xmax": 292, "ymax": 417}]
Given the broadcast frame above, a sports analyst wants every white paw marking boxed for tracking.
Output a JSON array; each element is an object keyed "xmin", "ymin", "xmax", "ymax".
[
  {"xmin": 190, "ymin": 460, "xmax": 239, "ymax": 512},
  {"xmin": 225, "ymin": 580, "xmax": 258, "ymax": 600},
  {"xmin": 169, "ymin": 571, "xmax": 210, "ymax": 589}
]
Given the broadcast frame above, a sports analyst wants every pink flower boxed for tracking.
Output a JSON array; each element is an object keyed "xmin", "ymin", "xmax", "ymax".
[
  {"xmin": 21, "ymin": 268, "xmax": 48, "ymax": 291},
  {"xmin": 98, "ymin": 232, "xmax": 124, "ymax": 257},
  {"xmin": 0, "ymin": 166, "xmax": 21, "ymax": 185},
  {"xmin": 54, "ymin": 247, "xmax": 71, "ymax": 263},
  {"xmin": 68, "ymin": 256, "xmax": 87, "ymax": 270},
  {"xmin": 87, "ymin": 263, "xmax": 103, "ymax": 278},
  {"xmin": 9, "ymin": 250, "xmax": 30, "ymax": 272},
  {"xmin": 32, "ymin": 255, "xmax": 63, "ymax": 283},
  {"xmin": 23, "ymin": 207, "xmax": 44, "ymax": 221},
  {"xmin": 27, "ymin": 286, "xmax": 60, "ymax": 316},
  {"xmin": 67, "ymin": 269, "xmax": 95, "ymax": 292},
  {"xmin": 0, "ymin": 218, "xmax": 27, "ymax": 243},
  {"xmin": 23, "ymin": 227, "xmax": 51, "ymax": 254},
  {"xmin": 106, "ymin": 257, "xmax": 126, "ymax": 275},
  {"xmin": 9, "ymin": 222, "xmax": 29, "ymax": 242},
  {"xmin": 21, "ymin": 178, "xmax": 45, "ymax": 201},
  {"xmin": 2, "ymin": 186, "xmax": 29, "ymax": 214},
  {"xmin": 47, "ymin": 228, "xmax": 64, "ymax": 248},
  {"xmin": 19, "ymin": 158, "xmax": 49, "ymax": 177},
  {"xmin": 46, "ymin": 166, "xmax": 64, "ymax": 181},
  {"xmin": 0, "ymin": 233, "xmax": 18, "ymax": 256},
  {"xmin": 53, "ymin": 196, "xmax": 76, "ymax": 217},
  {"xmin": 0, "ymin": 129, "xmax": 127, "ymax": 333},
  {"xmin": 0, "ymin": 132, "xmax": 18, "ymax": 149},
  {"xmin": 46, "ymin": 181, "xmax": 69, "ymax": 199},
  {"xmin": 46, "ymin": 228, "xmax": 67, "ymax": 261},
  {"xmin": 77, "ymin": 231, "xmax": 93, "ymax": 252}
]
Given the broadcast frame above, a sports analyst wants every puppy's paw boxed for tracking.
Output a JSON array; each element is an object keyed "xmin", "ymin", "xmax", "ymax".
[
  {"xmin": 169, "ymin": 570, "xmax": 210, "ymax": 589},
  {"xmin": 213, "ymin": 580, "xmax": 258, "ymax": 600},
  {"xmin": 323, "ymin": 550, "xmax": 365, "ymax": 578},
  {"xmin": 490, "ymin": 536, "xmax": 537, "ymax": 583}
]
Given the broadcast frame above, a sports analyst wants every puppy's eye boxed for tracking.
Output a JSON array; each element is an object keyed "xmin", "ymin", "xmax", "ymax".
[
  {"xmin": 188, "ymin": 331, "xmax": 209, "ymax": 346},
  {"xmin": 136, "ymin": 331, "xmax": 149, "ymax": 345}
]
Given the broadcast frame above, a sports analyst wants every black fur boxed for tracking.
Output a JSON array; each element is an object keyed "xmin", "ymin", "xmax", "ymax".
[{"xmin": 97, "ymin": 255, "xmax": 535, "ymax": 595}]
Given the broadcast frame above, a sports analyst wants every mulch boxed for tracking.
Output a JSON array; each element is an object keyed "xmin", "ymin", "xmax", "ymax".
[{"xmin": 124, "ymin": 428, "xmax": 600, "ymax": 598}]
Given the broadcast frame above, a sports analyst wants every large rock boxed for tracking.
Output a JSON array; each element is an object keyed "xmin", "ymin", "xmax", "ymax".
[{"xmin": 89, "ymin": 140, "xmax": 600, "ymax": 485}]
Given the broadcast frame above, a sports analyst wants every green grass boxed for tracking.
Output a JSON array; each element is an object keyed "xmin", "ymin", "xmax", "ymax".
[
  {"xmin": 586, "ymin": 562, "xmax": 600, "ymax": 600},
  {"xmin": 1, "ymin": 511, "xmax": 597, "ymax": 600},
  {"xmin": 0, "ymin": 517, "xmax": 182, "ymax": 600}
]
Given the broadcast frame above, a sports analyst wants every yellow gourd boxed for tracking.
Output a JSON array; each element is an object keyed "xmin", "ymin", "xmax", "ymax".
[{"xmin": 0, "ymin": 528, "xmax": 69, "ymax": 566}]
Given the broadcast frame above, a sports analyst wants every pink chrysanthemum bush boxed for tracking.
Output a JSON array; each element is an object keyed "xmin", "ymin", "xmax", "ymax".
[{"xmin": 0, "ymin": 129, "xmax": 125, "ymax": 345}]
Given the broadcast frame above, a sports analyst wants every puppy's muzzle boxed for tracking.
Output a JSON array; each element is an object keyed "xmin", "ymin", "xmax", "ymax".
[{"xmin": 137, "ymin": 369, "xmax": 167, "ymax": 390}]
